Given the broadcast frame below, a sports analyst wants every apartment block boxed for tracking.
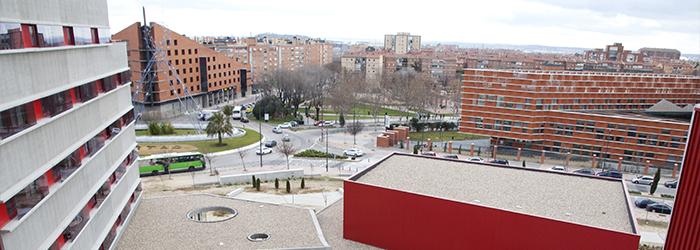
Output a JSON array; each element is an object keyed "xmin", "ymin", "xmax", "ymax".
[
  {"xmin": 639, "ymin": 47, "xmax": 682, "ymax": 60},
  {"xmin": 113, "ymin": 23, "xmax": 250, "ymax": 120},
  {"xmin": 384, "ymin": 32, "xmax": 421, "ymax": 54},
  {"xmin": 460, "ymin": 69, "xmax": 700, "ymax": 168},
  {"xmin": 206, "ymin": 37, "xmax": 333, "ymax": 84},
  {"xmin": 0, "ymin": 0, "xmax": 141, "ymax": 249}
]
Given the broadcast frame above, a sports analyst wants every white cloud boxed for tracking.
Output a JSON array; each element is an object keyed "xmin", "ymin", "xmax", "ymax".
[{"xmin": 107, "ymin": 0, "xmax": 700, "ymax": 53}]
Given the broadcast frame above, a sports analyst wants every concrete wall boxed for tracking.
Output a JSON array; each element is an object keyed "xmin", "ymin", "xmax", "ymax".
[
  {"xmin": 0, "ymin": 0, "xmax": 109, "ymax": 27},
  {"xmin": 0, "ymin": 43, "xmax": 129, "ymax": 111},
  {"xmin": 70, "ymin": 163, "xmax": 140, "ymax": 250},
  {"xmin": 219, "ymin": 169, "xmax": 304, "ymax": 185},
  {"xmin": 0, "ymin": 85, "xmax": 133, "ymax": 201},
  {"xmin": 344, "ymin": 180, "xmax": 640, "ymax": 250},
  {"xmin": 0, "ymin": 124, "xmax": 136, "ymax": 250}
]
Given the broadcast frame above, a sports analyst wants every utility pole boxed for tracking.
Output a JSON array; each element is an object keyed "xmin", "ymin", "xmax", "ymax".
[{"xmin": 258, "ymin": 95, "xmax": 263, "ymax": 168}]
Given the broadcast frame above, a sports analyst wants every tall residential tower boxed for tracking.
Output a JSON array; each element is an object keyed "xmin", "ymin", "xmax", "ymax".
[{"xmin": 0, "ymin": 0, "xmax": 141, "ymax": 249}]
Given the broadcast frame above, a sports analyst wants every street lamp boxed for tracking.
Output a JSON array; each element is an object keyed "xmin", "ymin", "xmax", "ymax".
[{"xmin": 257, "ymin": 95, "xmax": 263, "ymax": 168}]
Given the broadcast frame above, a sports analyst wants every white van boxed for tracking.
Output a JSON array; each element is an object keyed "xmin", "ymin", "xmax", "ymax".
[{"xmin": 232, "ymin": 106, "xmax": 243, "ymax": 120}]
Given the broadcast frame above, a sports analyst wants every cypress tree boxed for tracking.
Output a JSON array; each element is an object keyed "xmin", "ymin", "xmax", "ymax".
[
  {"xmin": 650, "ymin": 168, "xmax": 661, "ymax": 195},
  {"xmin": 301, "ymin": 178, "xmax": 306, "ymax": 189},
  {"xmin": 274, "ymin": 178, "xmax": 279, "ymax": 189},
  {"xmin": 251, "ymin": 175, "xmax": 256, "ymax": 188},
  {"xmin": 256, "ymin": 178, "xmax": 261, "ymax": 191},
  {"xmin": 286, "ymin": 180, "xmax": 291, "ymax": 193}
]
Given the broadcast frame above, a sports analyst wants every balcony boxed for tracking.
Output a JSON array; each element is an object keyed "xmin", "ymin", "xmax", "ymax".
[
  {"xmin": 0, "ymin": 123, "xmax": 135, "ymax": 250},
  {"xmin": 0, "ymin": 85, "xmax": 133, "ymax": 200}
]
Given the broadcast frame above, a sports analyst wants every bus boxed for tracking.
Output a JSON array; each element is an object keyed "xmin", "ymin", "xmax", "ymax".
[
  {"xmin": 232, "ymin": 106, "xmax": 243, "ymax": 120},
  {"xmin": 138, "ymin": 152, "xmax": 206, "ymax": 176}
]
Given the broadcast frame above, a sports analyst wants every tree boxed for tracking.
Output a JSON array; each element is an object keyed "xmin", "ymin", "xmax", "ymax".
[
  {"xmin": 274, "ymin": 178, "xmax": 279, "ymax": 189},
  {"xmin": 238, "ymin": 149, "xmax": 247, "ymax": 171},
  {"xmin": 339, "ymin": 113, "xmax": 346, "ymax": 127},
  {"xmin": 458, "ymin": 145, "xmax": 462, "ymax": 154},
  {"xmin": 255, "ymin": 178, "xmax": 261, "ymax": 191},
  {"xmin": 522, "ymin": 161, "xmax": 526, "ymax": 168},
  {"xmin": 285, "ymin": 179, "xmax": 291, "ymax": 193},
  {"xmin": 148, "ymin": 122, "xmax": 161, "ymax": 135},
  {"xmin": 205, "ymin": 112, "xmax": 234, "ymax": 145},
  {"xmin": 251, "ymin": 175, "xmax": 256, "ymax": 188},
  {"xmin": 278, "ymin": 142, "xmax": 297, "ymax": 170},
  {"xmin": 409, "ymin": 118, "xmax": 426, "ymax": 145},
  {"xmin": 222, "ymin": 105, "xmax": 234, "ymax": 118},
  {"xmin": 346, "ymin": 121, "xmax": 365, "ymax": 145},
  {"xmin": 650, "ymin": 168, "xmax": 661, "ymax": 195},
  {"xmin": 301, "ymin": 178, "xmax": 305, "ymax": 189}
]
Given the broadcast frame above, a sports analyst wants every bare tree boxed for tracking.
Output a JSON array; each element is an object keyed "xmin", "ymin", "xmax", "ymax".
[
  {"xmin": 238, "ymin": 149, "xmax": 247, "ymax": 171},
  {"xmin": 278, "ymin": 141, "xmax": 297, "ymax": 170},
  {"xmin": 346, "ymin": 121, "xmax": 365, "ymax": 145}
]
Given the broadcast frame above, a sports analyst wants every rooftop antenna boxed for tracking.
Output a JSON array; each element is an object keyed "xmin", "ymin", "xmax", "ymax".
[{"xmin": 142, "ymin": 6, "xmax": 147, "ymax": 24}]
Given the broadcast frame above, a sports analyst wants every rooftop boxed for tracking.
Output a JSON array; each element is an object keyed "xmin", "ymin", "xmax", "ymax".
[
  {"xmin": 351, "ymin": 153, "xmax": 636, "ymax": 234},
  {"xmin": 568, "ymin": 109, "xmax": 691, "ymax": 124},
  {"xmin": 115, "ymin": 194, "xmax": 328, "ymax": 250}
]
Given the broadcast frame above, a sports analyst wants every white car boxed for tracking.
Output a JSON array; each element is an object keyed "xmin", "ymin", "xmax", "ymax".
[
  {"xmin": 272, "ymin": 126, "xmax": 283, "ymax": 134},
  {"xmin": 467, "ymin": 157, "xmax": 484, "ymax": 163},
  {"xmin": 255, "ymin": 147, "xmax": 272, "ymax": 155},
  {"xmin": 632, "ymin": 175, "xmax": 655, "ymax": 185},
  {"xmin": 343, "ymin": 148, "xmax": 364, "ymax": 157},
  {"xmin": 322, "ymin": 121, "xmax": 335, "ymax": 127},
  {"xmin": 279, "ymin": 122, "xmax": 292, "ymax": 129},
  {"xmin": 551, "ymin": 166, "xmax": 566, "ymax": 171}
]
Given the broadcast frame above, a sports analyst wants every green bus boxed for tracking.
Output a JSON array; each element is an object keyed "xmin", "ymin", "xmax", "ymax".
[{"xmin": 138, "ymin": 152, "xmax": 206, "ymax": 176}]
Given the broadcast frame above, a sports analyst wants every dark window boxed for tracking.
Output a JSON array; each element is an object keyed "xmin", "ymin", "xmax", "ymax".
[
  {"xmin": 101, "ymin": 75, "xmax": 118, "ymax": 92},
  {"xmin": 188, "ymin": 49, "xmax": 192, "ymax": 54},
  {"xmin": 90, "ymin": 28, "xmax": 99, "ymax": 44},
  {"xmin": 0, "ymin": 22, "xmax": 23, "ymax": 50},
  {"xmin": 194, "ymin": 49, "xmax": 197, "ymax": 54},
  {"xmin": 41, "ymin": 90, "xmax": 72, "ymax": 117},
  {"xmin": 62, "ymin": 26, "xmax": 75, "ymax": 45},
  {"xmin": 0, "ymin": 104, "xmax": 36, "ymax": 139},
  {"xmin": 76, "ymin": 82, "xmax": 98, "ymax": 102},
  {"xmin": 174, "ymin": 39, "xmax": 177, "ymax": 46},
  {"xmin": 174, "ymin": 50, "xmax": 178, "ymax": 56}
]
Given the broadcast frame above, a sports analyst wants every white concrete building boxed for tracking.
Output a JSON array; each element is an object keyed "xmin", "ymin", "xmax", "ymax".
[
  {"xmin": 384, "ymin": 32, "xmax": 421, "ymax": 54},
  {"xmin": 0, "ymin": 0, "xmax": 141, "ymax": 249}
]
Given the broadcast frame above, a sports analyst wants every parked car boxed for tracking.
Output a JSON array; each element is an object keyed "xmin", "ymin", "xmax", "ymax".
[
  {"xmin": 632, "ymin": 175, "xmax": 655, "ymax": 185},
  {"xmin": 664, "ymin": 180, "xmax": 678, "ymax": 188},
  {"xmin": 322, "ymin": 121, "xmax": 335, "ymax": 127},
  {"xmin": 489, "ymin": 159, "xmax": 509, "ymax": 165},
  {"xmin": 240, "ymin": 116, "xmax": 249, "ymax": 123},
  {"xmin": 272, "ymin": 126, "xmax": 283, "ymax": 134},
  {"xmin": 314, "ymin": 120, "xmax": 325, "ymax": 126},
  {"xmin": 634, "ymin": 198, "xmax": 657, "ymax": 209},
  {"xmin": 597, "ymin": 170, "xmax": 623, "ymax": 179},
  {"xmin": 264, "ymin": 140, "xmax": 277, "ymax": 148},
  {"xmin": 279, "ymin": 122, "xmax": 292, "ymax": 129},
  {"xmin": 573, "ymin": 168, "xmax": 596, "ymax": 175},
  {"xmin": 421, "ymin": 151, "xmax": 437, "ymax": 157},
  {"xmin": 551, "ymin": 166, "xmax": 566, "ymax": 171},
  {"xmin": 646, "ymin": 203, "xmax": 672, "ymax": 214},
  {"xmin": 282, "ymin": 134, "xmax": 290, "ymax": 142},
  {"xmin": 255, "ymin": 147, "xmax": 273, "ymax": 155},
  {"xmin": 443, "ymin": 154, "xmax": 459, "ymax": 159},
  {"xmin": 467, "ymin": 157, "xmax": 484, "ymax": 163},
  {"xmin": 343, "ymin": 148, "xmax": 364, "ymax": 157}
]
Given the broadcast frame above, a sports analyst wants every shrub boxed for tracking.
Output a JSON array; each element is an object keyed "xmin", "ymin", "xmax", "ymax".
[
  {"xmin": 252, "ymin": 175, "xmax": 256, "ymax": 188},
  {"xmin": 301, "ymin": 178, "xmax": 305, "ymax": 189},
  {"xmin": 274, "ymin": 178, "xmax": 279, "ymax": 189},
  {"xmin": 413, "ymin": 145, "xmax": 419, "ymax": 154},
  {"xmin": 256, "ymin": 178, "xmax": 261, "ymax": 191},
  {"xmin": 148, "ymin": 122, "xmax": 161, "ymax": 135},
  {"xmin": 159, "ymin": 122, "xmax": 175, "ymax": 135},
  {"xmin": 295, "ymin": 149, "xmax": 348, "ymax": 159},
  {"xmin": 285, "ymin": 180, "xmax": 291, "ymax": 193},
  {"xmin": 661, "ymin": 194, "xmax": 675, "ymax": 198}
]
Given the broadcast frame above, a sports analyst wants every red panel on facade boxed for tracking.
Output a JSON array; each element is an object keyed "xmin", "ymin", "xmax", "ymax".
[
  {"xmin": 0, "ymin": 203, "xmax": 10, "ymax": 229},
  {"xmin": 32, "ymin": 100, "xmax": 43, "ymax": 120},
  {"xmin": 344, "ymin": 181, "xmax": 639, "ymax": 250},
  {"xmin": 665, "ymin": 106, "xmax": 700, "ymax": 249},
  {"xmin": 20, "ymin": 24, "xmax": 35, "ymax": 48}
]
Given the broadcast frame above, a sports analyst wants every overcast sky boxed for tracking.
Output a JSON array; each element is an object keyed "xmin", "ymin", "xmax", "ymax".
[{"xmin": 107, "ymin": 0, "xmax": 700, "ymax": 53}]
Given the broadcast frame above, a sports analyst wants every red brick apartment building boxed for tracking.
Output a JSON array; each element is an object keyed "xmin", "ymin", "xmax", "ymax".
[
  {"xmin": 460, "ymin": 69, "xmax": 700, "ymax": 168},
  {"xmin": 113, "ymin": 22, "xmax": 250, "ymax": 119}
]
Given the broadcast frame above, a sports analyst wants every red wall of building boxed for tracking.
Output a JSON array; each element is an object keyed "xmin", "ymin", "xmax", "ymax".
[
  {"xmin": 665, "ymin": 105, "xmax": 700, "ymax": 249},
  {"xmin": 344, "ymin": 181, "xmax": 639, "ymax": 250}
]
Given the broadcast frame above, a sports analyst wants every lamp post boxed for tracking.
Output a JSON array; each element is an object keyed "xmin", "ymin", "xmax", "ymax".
[
  {"xmin": 644, "ymin": 160, "xmax": 650, "ymax": 175},
  {"xmin": 617, "ymin": 157, "xmax": 623, "ymax": 172},
  {"xmin": 258, "ymin": 95, "xmax": 263, "ymax": 168},
  {"xmin": 592, "ymin": 154, "xmax": 597, "ymax": 168},
  {"xmin": 673, "ymin": 163, "xmax": 679, "ymax": 178}
]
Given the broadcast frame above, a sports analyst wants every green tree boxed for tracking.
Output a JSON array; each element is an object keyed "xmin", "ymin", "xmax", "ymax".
[
  {"xmin": 159, "ymin": 122, "xmax": 175, "ymax": 134},
  {"xmin": 251, "ymin": 175, "xmax": 256, "ymax": 188},
  {"xmin": 413, "ymin": 145, "xmax": 419, "ymax": 154},
  {"xmin": 205, "ymin": 112, "xmax": 234, "ymax": 145},
  {"xmin": 285, "ymin": 179, "xmax": 291, "ymax": 193},
  {"xmin": 522, "ymin": 161, "xmax": 526, "ymax": 168},
  {"xmin": 650, "ymin": 168, "xmax": 661, "ymax": 195},
  {"xmin": 339, "ymin": 113, "xmax": 346, "ymax": 127},
  {"xmin": 458, "ymin": 145, "xmax": 462, "ymax": 154},
  {"xmin": 301, "ymin": 178, "xmax": 305, "ymax": 189},
  {"xmin": 274, "ymin": 178, "xmax": 279, "ymax": 189},
  {"xmin": 256, "ymin": 178, "xmax": 261, "ymax": 191},
  {"xmin": 222, "ymin": 105, "xmax": 234, "ymax": 118},
  {"xmin": 148, "ymin": 122, "xmax": 161, "ymax": 135}
]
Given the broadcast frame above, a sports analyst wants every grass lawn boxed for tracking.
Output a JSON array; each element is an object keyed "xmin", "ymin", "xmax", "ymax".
[
  {"xmin": 408, "ymin": 131, "xmax": 488, "ymax": 141},
  {"xmin": 137, "ymin": 128, "xmax": 261, "ymax": 156},
  {"xmin": 135, "ymin": 128, "xmax": 201, "ymax": 136},
  {"xmin": 322, "ymin": 104, "xmax": 411, "ymax": 117}
]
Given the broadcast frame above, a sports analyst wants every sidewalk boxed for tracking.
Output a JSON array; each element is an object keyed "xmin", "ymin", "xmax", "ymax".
[{"xmin": 232, "ymin": 191, "xmax": 343, "ymax": 209}]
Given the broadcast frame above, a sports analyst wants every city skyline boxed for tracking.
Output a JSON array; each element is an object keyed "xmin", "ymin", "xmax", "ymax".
[{"xmin": 107, "ymin": 0, "xmax": 700, "ymax": 54}]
